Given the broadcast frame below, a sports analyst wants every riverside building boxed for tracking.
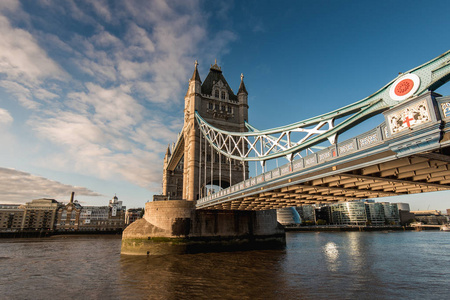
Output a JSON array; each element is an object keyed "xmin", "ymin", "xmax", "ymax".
[
  {"xmin": 20, "ymin": 199, "xmax": 59, "ymax": 230},
  {"xmin": 0, "ymin": 193, "xmax": 127, "ymax": 233},
  {"xmin": 55, "ymin": 192, "xmax": 82, "ymax": 231},
  {"xmin": 280, "ymin": 200, "xmax": 401, "ymax": 226},
  {"xmin": 411, "ymin": 210, "xmax": 447, "ymax": 225},
  {"xmin": 0, "ymin": 204, "xmax": 24, "ymax": 232},
  {"xmin": 55, "ymin": 194, "xmax": 126, "ymax": 232},
  {"xmin": 125, "ymin": 208, "xmax": 143, "ymax": 225}
]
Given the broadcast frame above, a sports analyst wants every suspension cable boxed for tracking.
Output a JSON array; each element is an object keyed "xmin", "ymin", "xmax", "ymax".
[{"xmin": 198, "ymin": 132, "xmax": 202, "ymax": 198}]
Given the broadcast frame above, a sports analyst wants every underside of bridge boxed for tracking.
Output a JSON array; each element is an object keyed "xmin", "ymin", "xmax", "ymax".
[{"xmin": 202, "ymin": 147, "xmax": 450, "ymax": 210}]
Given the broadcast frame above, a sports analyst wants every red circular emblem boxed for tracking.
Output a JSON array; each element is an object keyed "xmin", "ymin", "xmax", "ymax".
[
  {"xmin": 389, "ymin": 74, "xmax": 420, "ymax": 101},
  {"xmin": 394, "ymin": 79, "xmax": 414, "ymax": 96}
]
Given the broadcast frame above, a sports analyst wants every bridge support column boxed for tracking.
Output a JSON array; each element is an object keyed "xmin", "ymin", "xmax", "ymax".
[{"xmin": 121, "ymin": 200, "xmax": 286, "ymax": 255}]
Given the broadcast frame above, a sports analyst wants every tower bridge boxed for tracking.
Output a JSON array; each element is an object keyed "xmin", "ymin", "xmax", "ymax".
[
  {"xmin": 122, "ymin": 51, "xmax": 450, "ymax": 255},
  {"xmin": 197, "ymin": 91, "xmax": 450, "ymax": 210}
]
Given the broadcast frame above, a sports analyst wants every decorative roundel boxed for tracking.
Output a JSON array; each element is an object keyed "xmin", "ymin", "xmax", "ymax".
[{"xmin": 389, "ymin": 73, "xmax": 420, "ymax": 101}]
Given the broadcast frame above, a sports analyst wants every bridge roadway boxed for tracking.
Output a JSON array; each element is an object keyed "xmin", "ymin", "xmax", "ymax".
[{"xmin": 197, "ymin": 92, "xmax": 450, "ymax": 210}]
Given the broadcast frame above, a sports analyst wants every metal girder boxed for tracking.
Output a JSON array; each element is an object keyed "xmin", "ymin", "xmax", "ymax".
[
  {"xmin": 341, "ymin": 173, "xmax": 450, "ymax": 190},
  {"xmin": 204, "ymin": 151, "xmax": 450, "ymax": 210},
  {"xmin": 196, "ymin": 51, "xmax": 450, "ymax": 162},
  {"xmin": 197, "ymin": 148, "xmax": 450, "ymax": 210}
]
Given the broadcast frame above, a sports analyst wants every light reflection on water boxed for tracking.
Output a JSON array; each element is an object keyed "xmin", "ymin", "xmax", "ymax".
[
  {"xmin": 323, "ymin": 241, "xmax": 339, "ymax": 271},
  {"xmin": 0, "ymin": 232, "xmax": 449, "ymax": 299}
]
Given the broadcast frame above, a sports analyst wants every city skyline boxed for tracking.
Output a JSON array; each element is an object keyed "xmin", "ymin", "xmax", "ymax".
[{"xmin": 1, "ymin": 0, "xmax": 450, "ymax": 212}]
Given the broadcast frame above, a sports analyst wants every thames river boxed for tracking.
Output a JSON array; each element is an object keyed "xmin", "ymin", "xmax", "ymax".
[{"xmin": 0, "ymin": 231, "xmax": 449, "ymax": 299}]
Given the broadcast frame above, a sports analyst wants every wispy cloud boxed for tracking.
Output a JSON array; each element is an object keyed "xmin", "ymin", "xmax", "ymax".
[
  {"xmin": 0, "ymin": 108, "xmax": 13, "ymax": 125},
  {"xmin": 0, "ymin": 167, "xmax": 102, "ymax": 204},
  {"xmin": 0, "ymin": 0, "xmax": 237, "ymax": 201},
  {"xmin": 0, "ymin": 15, "xmax": 66, "ymax": 85}
]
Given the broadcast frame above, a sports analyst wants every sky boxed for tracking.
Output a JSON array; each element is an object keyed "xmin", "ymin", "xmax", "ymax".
[{"xmin": 0, "ymin": 0, "xmax": 449, "ymax": 212}]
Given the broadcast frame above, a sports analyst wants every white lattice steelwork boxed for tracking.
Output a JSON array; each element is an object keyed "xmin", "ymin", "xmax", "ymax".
[
  {"xmin": 196, "ymin": 50, "xmax": 450, "ymax": 162},
  {"xmin": 196, "ymin": 112, "xmax": 336, "ymax": 162}
]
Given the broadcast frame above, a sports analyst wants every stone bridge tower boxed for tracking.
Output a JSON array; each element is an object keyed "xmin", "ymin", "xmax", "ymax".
[{"xmin": 163, "ymin": 61, "xmax": 249, "ymax": 201}]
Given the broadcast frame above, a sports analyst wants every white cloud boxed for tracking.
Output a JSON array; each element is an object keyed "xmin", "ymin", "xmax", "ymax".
[
  {"xmin": 0, "ymin": 80, "xmax": 37, "ymax": 109},
  {"xmin": 28, "ymin": 82, "xmax": 176, "ymax": 189},
  {"xmin": 0, "ymin": 108, "xmax": 13, "ymax": 125},
  {"xmin": 87, "ymin": 0, "xmax": 112, "ymax": 23},
  {"xmin": 125, "ymin": 23, "xmax": 155, "ymax": 54},
  {"xmin": 69, "ymin": 83, "xmax": 145, "ymax": 131},
  {"xmin": 0, "ymin": 0, "xmax": 238, "ymax": 197},
  {"xmin": 0, "ymin": 15, "xmax": 66, "ymax": 85},
  {"xmin": 0, "ymin": 167, "xmax": 102, "ymax": 204},
  {"xmin": 92, "ymin": 31, "xmax": 122, "ymax": 48},
  {"xmin": 0, "ymin": 0, "xmax": 20, "ymax": 13},
  {"xmin": 30, "ymin": 111, "xmax": 107, "ymax": 147}
]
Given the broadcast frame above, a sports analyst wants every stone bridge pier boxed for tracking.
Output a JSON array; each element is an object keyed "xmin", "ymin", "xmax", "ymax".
[
  {"xmin": 121, "ymin": 200, "xmax": 285, "ymax": 255},
  {"xmin": 122, "ymin": 61, "xmax": 285, "ymax": 255}
]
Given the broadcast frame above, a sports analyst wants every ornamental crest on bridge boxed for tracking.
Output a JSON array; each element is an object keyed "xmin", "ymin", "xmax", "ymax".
[{"xmin": 384, "ymin": 94, "xmax": 434, "ymax": 135}]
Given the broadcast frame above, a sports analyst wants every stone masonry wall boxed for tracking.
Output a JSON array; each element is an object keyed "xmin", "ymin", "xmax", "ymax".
[{"xmin": 144, "ymin": 200, "xmax": 194, "ymax": 237}]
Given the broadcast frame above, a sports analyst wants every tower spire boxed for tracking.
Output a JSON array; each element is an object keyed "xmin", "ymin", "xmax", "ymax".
[
  {"xmin": 210, "ymin": 59, "xmax": 222, "ymax": 71},
  {"xmin": 190, "ymin": 60, "xmax": 201, "ymax": 82},
  {"xmin": 238, "ymin": 73, "xmax": 248, "ymax": 95}
]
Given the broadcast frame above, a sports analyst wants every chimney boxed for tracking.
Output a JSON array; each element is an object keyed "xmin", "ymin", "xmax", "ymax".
[{"xmin": 70, "ymin": 192, "xmax": 75, "ymax": 203}]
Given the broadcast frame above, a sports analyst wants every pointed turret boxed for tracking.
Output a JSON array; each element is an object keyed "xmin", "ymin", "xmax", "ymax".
[
  {"xmin": 164, "ymin": 144, "xmax": 171, "ymax": 159},
  {"xmin": 188, "ymin": 60, "xmax": 202, "ymax": 96},
  {"xmin": 238, "ymin": 73, "xmax": 248, "ymax": 95},
  {"xmin": 190, "ymin": 60, "xmax": 202, "ymax": 82},
  {"xmin": 163, "ymin": 145, "xmax": 171, "ymax": 168},
  {"xmin": 237, "ymin": 73, "xmax": 249, "ymax": 123}
]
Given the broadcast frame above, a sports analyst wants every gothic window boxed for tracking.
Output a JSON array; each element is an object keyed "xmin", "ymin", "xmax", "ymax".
[
  {"xmin": 221, "ymin": 105, "xmax": 225, "ymax": 111},
  {"xmin": 215, "ymin": 90, "xmax": 219, "ymax": 98},
  {"xmin": 215, "ymin": 104, "xmax": 219, "ymax": 110},
  {"xmin": 227, "ymin": 106, "xmax": 232, "ymax": 113},
  {"xmin": 221, "ymin": 91, "xmax": 226, "ymax": 100},
  {"xmin": 209, "ymin": 102, "xmax": 213, "ymax": 110}
]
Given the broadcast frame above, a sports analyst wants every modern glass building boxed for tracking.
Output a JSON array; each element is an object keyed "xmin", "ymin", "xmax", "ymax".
[
  {"xmin": 382, "ymin": 202, "xmax": 400, "ymax": 225},
  {"xmin": 297, "ymin": 205, "xmax": 316, "ymax": 223},
  {"xmin": 276, "ymin": 207, "xmax": 301, "ymax": 225},
  {"xmin": 330, "ymin": 201, "xmax": 367, "ymax": 225},
  {"xmin": 365, "ymin": 202, "xmax": 385, "ymax": 226},
  {"xmin": 278, "ymin": 200, "xmax": 401, "ymax": 226}
]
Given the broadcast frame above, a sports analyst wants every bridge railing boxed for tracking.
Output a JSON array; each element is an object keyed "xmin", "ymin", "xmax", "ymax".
[{"xmin": 197, "ymin": 122, "xmax": 389, "ymax": 206}]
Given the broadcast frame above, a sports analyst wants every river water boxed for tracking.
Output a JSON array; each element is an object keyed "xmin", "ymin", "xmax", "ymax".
[{"xmin": 0, "ymin": 231, "xmax": 448, "ymax": 299}]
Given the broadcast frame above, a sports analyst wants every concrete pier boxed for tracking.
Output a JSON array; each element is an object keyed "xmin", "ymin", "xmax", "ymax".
[{"xmin": 121, "ymin": 200, "xmax": 285, "ymax": 255}]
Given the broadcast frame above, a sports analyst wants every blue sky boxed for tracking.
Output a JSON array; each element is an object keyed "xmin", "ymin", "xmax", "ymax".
[{"xmin": 0, "ymin": 0, "xmax": 449, "ymax": 212}]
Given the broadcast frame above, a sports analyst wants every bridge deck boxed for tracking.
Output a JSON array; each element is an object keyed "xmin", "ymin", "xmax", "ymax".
[{"xmin": 197, "ymin": 93, "xmax": 450, "ymax": 210}]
